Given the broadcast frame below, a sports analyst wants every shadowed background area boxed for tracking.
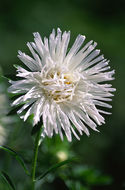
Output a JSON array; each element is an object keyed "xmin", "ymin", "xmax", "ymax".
[{"xmin": 0, "ymin": 0, "xmax": 125, "ymax": 190}]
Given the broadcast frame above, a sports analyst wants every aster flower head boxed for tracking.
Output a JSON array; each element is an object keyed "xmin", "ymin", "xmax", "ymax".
[{"xmin": 8, "ymin": 28, "xmax": 115, "ymax": 142}]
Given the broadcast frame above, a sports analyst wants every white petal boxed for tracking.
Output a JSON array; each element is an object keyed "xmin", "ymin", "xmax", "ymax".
[
  {"xmin": 17, "ymin": 99, "xmax": 36, "ymax": 114},
  {"xmin": 33, "ymin": 97, "xmax": 45, "ymax": 125},
  {"xmin": 73, "ymin": 106, "xmax": 98, "ymax": 131},
  {"xmin": 57, "ymin": 105, "xmax": 72, "ymax": 142},
  {"xmin": 18, "ymin": 51, "xmax": 39, "ymax": 71},
  {"xmin": 82, "ymin": 55, "xmax": 105, "ymax": 71},
  {"xmin": 27, "ymin": 42, "xmax": 42, "ymax": 70},
  {"xmin": 11, "ymin": 95, "xmax": 24, "ymax": 106},
  {"xmin": 93, "ymin": 100, "xmax": 112, "ymax": 108},
  {"xmin": 69, "ymin": 111, "xmax": 90, "ymax": 136},
  {"xmin": 87, "ymin": 70, "xmax": 115, "ymax": 82},
  {"xmin": 55, "ymin": 28, "xmax": 62, "ymax": 59},
  {"xmin": 69, "ymin": 42, "xmax": 98, "ymax": 70},
  {"xmin": 64, "ymin": 35, "xmax": 85, "ymax": 65},
  {"xmin": 24, "ymin": 104, "xmax": 35, "ymax": 121}
]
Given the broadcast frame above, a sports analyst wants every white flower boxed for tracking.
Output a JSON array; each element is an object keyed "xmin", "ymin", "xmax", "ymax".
[{"xmin": 8, "ymin": 28, "xmax": 115, "ymax": 142}]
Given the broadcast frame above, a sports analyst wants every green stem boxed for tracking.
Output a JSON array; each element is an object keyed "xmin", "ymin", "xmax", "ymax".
[{"xmin": 31, "ymin": 127, "xmax": 42, "ymax": 190}]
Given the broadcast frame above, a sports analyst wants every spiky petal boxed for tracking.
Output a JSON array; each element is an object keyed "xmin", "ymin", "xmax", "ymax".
[{"xmin": 8, "ymin": 28, "xmax": 115, "ymax": 141}]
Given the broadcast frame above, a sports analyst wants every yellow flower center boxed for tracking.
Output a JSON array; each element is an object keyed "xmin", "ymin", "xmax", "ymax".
[{"xmin": 41, "ymin": 69, "xmax": 79, "ymax": 103}]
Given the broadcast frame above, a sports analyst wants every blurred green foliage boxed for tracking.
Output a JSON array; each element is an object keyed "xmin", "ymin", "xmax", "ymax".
[{"xmin": 0, "ymin": 0, "xmax": 125, "ymax": 189}]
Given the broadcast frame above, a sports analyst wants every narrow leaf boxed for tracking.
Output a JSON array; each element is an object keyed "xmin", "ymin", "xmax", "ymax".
[
  {"xmin": 7, "ymin": 105, "xmax": 23, "ymax": 116},
  {"xmin": 0, "ymin": 171, "xmax": 16, "ymax": 190},
  {"xmin": 0, "ymin": 146, "xmax": 30, "ymax": 176},
  {"xmin": 31, "ymin": 117, "xmax": 43, "ymax": 136},
  {"xmin": 3, "ymin": 74, "xmax": 19, "ymax": 81},
  {"xmin": 10, "ymin": 94, "xmax": 25, "ymax": 101},
  {"xmin": 7, "ymin": 101, "xmax": 34, "ymax": 116},
  {"xmin": 36, "ymin": 158, "xmax": 77, "ymax": 181}
]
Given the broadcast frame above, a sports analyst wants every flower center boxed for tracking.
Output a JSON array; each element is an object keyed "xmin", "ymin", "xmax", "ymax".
[{"xmin": 41, "ymin": 69, "xmax": 79, "ymax": 103}]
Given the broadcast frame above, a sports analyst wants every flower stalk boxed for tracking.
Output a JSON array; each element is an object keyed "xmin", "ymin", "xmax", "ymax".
[{"xmin": 31, "ymin": 127, "xmax": 42, "ymax": 190}]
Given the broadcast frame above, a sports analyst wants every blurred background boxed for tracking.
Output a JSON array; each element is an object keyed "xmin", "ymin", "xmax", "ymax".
[{"xmin": 0, "ymin": 0, "xmax": 125, "ymax": 189}]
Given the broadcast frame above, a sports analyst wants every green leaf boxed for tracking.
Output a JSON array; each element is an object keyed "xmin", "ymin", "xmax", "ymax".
[
  {"xmin": 7, "ymin": 101, "xmax": 34, "ymax": 116},
  {"xmin": 31, "ymin": 117, "xmax": 43, "ymax": 136},
  {"xmin": 3, "ymin": 74, "xmax": 19, "ymax": 81},
  {"xmin": 13, "ymin": 64, "xmax": 20, "ymax": 69},
  {"xmin": 31, "ymin": 125, "xmax": 42, "ymax": 136},
  {"xmin": 7, "ymin": 105, "xmax": 23, "ymax": 116},
  {"xmin": 10, "ymin": 94, "xmax": 25, "ymax": 101},
  {"xmin": 36, "ymin": 158, "xmax": 78, "ymax": 181},
  {"xmin": 0, "ymin": 146, "xmax": 30, "ymax": 176},
  {"xmin": 0, "ymin": 171, "xmax": 16, "ymax": 190}
]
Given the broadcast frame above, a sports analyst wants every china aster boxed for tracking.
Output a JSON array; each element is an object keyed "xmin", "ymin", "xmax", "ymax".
[{"xmin": 8, "ymin": 28, "xmax": 115, "ymax": 141}]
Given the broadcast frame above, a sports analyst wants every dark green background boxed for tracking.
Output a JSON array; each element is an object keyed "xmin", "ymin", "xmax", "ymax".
[{"xmin": 0, "ymin": 0, "xmax": 125, "ymax": 189}]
